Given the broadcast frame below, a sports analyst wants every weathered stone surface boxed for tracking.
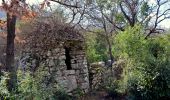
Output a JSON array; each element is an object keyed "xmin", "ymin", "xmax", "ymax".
[
  {"xmin": 55, "ymin": 70, "xmax": 62, "ymax": 75},
  {"xmin": 71, "ymin": 59, "xmax": 77, "ymax": 63},
  {"xmin": 59, "ymin": 60, "xmax": 66, "ymax": 66},
  {"xmin": 65, "ymin": 70, "xmax": 75, "ymax": 75},
  {"xmin": 53, "ymin": 48, "xmax": 61, "ymax": 53},
  {"xmin": 75, "ymin": 70, "xmax": 80, "ymax": 75},
  {"xmin": 47, "ymin": 51, "xmax": 52, "ymax": 56},
  {"xmin": 80, "ymin": 83, "xmax": 89, "ymax": 89},
  {"xmin": 49, "ymin": 59, "xmax": 55, "ymax": 66},
  {"xmin": 71, "ymin": 64, "xmax": 79, "ymax": 69},
  {"xmin": 80, "ymin": 68, "xmax": 88, "ymax": 74},
  {"xmin": 21, "ymin": 42, "xmax": 89, "ymax": 94},
  {"xmin": 59, "ymin": 55, "xmax": 66, "ymax": 60},
  {"xmin": 65, "ymin": 75, "xmax": 77, "ymax": 92},
  {"xmin": 83, "ymin": 60, "xmax": 87, "ymax": 65}
]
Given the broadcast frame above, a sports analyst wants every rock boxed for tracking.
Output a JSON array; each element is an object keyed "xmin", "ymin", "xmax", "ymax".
[
  {"xmin": 59, "ymin": 55, "xmax": 66, "ymax": 60},
  {"xmin": 80, "ymin": 83, "xmax": 89, "ymax": 89},
  {"xmin": 72, "ymin": 64, "xmax": 79, "ymax": 69},
  {"xmin": 66, "ymin": 75, "xmax": 77, "ymax": 92},
  {"xmin": 65, "ymin": 70, "xmax": 75, "ymax": 75},
  {"xmin": 47, "ymin": 51, "xmax": 52, "ymax": 56},
  {"xmin": 76, "ymin": 70, "xmax": 80, "ymax": 74},
  {"xmin": 59, "ymin": 60, "xmax": 66, "ymax": 66},
  {"xmin": 49, "ymin": 59, "xmax": 55, "ymax": 66}
]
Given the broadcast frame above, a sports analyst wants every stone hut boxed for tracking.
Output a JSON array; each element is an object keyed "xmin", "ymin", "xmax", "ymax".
[{"xmin": 20, "ymin": 16, "xmax": 89, "ymax": 93}]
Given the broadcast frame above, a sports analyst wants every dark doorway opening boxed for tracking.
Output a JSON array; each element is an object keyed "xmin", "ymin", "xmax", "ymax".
[{"xmin": 65, "ymin": 47, "xmax": 72, "ymax": 70}]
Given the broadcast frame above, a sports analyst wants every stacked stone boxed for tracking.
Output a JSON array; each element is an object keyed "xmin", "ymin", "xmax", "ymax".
[
  {"xmin": 43, "ymin": 47, "xmax": 89, "ymax": 94},
  {"xmin": 69, "ymin": 50, "xmax": 89, "ymax": 93},
  {"xmin": 89, "ymin": 63, "xmax": 104, "ymax": 90},
  {"xmin": 21, "ymin": 43, "xmax": 89, "ymax": 95}
]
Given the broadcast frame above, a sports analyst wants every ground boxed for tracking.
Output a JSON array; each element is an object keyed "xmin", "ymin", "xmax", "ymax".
[
  {"xmin": 81, "ymin": 91, "xmax": 111, "ymax": 100},
  {"xmin": 80, "ymin": 90, "xmax": 126, "ymax": 100}
]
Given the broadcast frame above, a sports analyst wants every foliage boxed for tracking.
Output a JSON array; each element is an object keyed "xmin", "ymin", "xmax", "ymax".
[
  {"xmin": 20, "ymin": 12, "xmax": 82, "ymax": 53},
  {"xmin": 72, "ymin": 87, "xmax": 84, "ymax": 99},
  {"xmin": 85, "ymin": 31, "xmax": 109, "ymax": 63},
  {"xmin": 113, "ymin": 25, "xmax": 170, "ymax": 100},
  {"xmin": 0, "ymin": 72, "xmax": 10, "ymax": 99},
  {"xmin": 140, "ymin": 1, "xmax": 150, "ymax": 17},
  {"xmin": 0, "ymin": 68, "xmax": 72, "ymax": 100},
  {"xmin": 104, "ymin": 77, "xmax": 119, "ymax": 98}
]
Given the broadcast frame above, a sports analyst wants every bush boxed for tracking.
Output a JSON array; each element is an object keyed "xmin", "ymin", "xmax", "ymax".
[
  {"xmin": 113, "ymin": 25, "xmax": 170, "ymax": 100},
  {"xmin": 0, "ymin": 72, "xmax": 10, "ymax": 99},
  {"xmin": 0, "ymin": 69, "xmax": 71, "ymax": 100},
  {"xmin": 85, "ymin": 31, "xmax": 109, "ymax": 63},
  {"xmin": 104, "ymin": 77, "xmax": 119, "ymax": 98}
]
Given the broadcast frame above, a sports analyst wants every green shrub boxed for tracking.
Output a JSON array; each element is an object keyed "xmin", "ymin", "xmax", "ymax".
[
  {"xmin": 113, "ymin": 25, "xmax": 170, "ymax": 100},
  {"xmin": 85, "ymin": 31, "xmax": 109, "ymax": 63},
  {"xmin": 0, "ymin": 69, "xmax": 71, "ymax": 100},
  {"xmin": 104, "ymin": 77, "xmax": 119, "ymax": 97},
  {"xmin": 53, "ymin": 90, "xmax": 73, "ymax": 100},
  {"xmin": 0, "ymin": 72, "xmax": 10, "ymax": 99}
]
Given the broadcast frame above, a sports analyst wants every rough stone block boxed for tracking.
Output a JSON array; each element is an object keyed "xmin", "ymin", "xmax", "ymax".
[
  {"xmin": 65, "ymin": 75, "xmax": 78, "ymax": 92},
  {"xmin": 59, "ymin": 60, "xmax": 66, "ymax": 66},
  {"xmin": 80, "ymin": 83, "xmax": 89, "ymax": 89},
  {"xmin": 65, "ymin": 70, "xmax": 76, "ymax": 75},
  {"xmin": 47, "ymin": 51, "xmax": 52, "ymax": 56},
  {"xmin": 59, "ymin": 55, "xmax": 66, "ymax": 60},
  {"xmin": 49, "ymin": 59, "xmax": 55, "ymax": 66}
]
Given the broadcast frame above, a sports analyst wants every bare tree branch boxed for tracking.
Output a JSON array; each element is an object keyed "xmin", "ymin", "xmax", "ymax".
[{"xmin": 49, "ymin": 0, "xmax": 80, "ymax": 8}]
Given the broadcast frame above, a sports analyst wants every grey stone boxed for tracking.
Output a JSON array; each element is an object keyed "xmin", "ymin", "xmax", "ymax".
[
  {"xmin": 65, "ymin": 70, "xmax": 75, "ymax": 75},
  {"xmin": 21, "ymin": 43, "xmax": 89, "ymax": 94},
  {"xmin": 59, "ymin": 55, "xmax": 66, "ymax": 60},
  {"xmin": 47, "ymin": 51, "xmax": 52, "ymax": 56},
  {"xmin": 80, "ymin": 83, "xmax": 89, "ymax": 89},
  {"xmin": 59, "ymin": 60, "xmax": 66, "ymax": 66},
  {"xmin": 49, "ymin": 59, "xmax": 55, "ymax": 66},
  {"xmin": 65, "ymin": 75, "xmax": 77, "ymax": 92}
]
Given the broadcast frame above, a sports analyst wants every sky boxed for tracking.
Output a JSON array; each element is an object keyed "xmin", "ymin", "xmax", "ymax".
[
  {"xmin": 148, "ymin": 0, "xmax": 170, "ymax": 28},
  {"xmin": 0, "ymin": 0, "xmax": 170, "ymax": 28},
  {"xmin": 26, "ymin": 0, "xmax": 170, "ymax": 28},
  {"xmin": 26, "ymin": 0, "xmax": 43, "ymax": 5}
]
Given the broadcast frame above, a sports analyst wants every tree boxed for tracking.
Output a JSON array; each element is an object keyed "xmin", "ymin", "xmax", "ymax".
[
  {"xmin": 113, "ymin": 25, "xmax": 170, "ymax": 99},
  {"xmin": 85, "ymin": 31, "xmax": 109, "ymax": 63},
  {"xmin": 2, "ymin": 0, "xmax": 26, "ymax": 92},
  {"xmin": 119, "ymin": 0, "xmax": 170, "ymax": 38},
  {"xmin": 82, "ymin": 0, "xmax": 170, "ymax": 36},
  {"xmin": 74, "ymin": 0, "xmax": 170, "ymax": 66}
]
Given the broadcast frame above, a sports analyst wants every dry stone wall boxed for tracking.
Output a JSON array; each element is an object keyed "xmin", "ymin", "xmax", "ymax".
[
  {"xmin": 89, "ymin": 60, "xmax": 126, "ymax": 90},
  {"xmin": 21, "ymin": 44, "xmax": 89, "ymax": 94},
  {"xmin": 89, "ymin": 63, "xmax": 105, "ymax": 90}
]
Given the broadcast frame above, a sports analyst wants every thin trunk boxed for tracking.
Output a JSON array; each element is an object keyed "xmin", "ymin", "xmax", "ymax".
[
  {"xmin": 106, "ymin": 35, "xmax": 114, "ymax": 77},
  {"xmin": 106, "ymin": 35, "xmax": 114, "ymax": 67},
  {"xmin": 6, "ymin": 13, "xmax": 17, "ymax": 92}
]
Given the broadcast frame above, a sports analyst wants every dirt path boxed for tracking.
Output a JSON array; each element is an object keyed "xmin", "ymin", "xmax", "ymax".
[{"xmin": 81, "ymin": 91, "xmax": 112, "ymax": 100}]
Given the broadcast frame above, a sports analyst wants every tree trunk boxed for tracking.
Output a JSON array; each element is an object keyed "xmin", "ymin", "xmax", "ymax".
[
  {"xmin": 6, "ymin": 13, "xmax": 17, "ymax": 92},
  {"xmin": 106, "ymin": 35, "xmax": 114, "ymax": 77},
  {"xmin": 106, "ymin": 35, "xmax": 114, "ymax": 67}
]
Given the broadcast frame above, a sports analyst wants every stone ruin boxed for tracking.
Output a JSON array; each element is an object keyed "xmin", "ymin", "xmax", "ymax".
[
  {"xmin": 21, "ymin": 42, "xmax": 89, "ymax": 94},
  {"xmin": 19, "ymin": 16, "xmax": 89, "ymax": 94},
  {"xmin": 89, "ymin": 60, "xmax": 125, "ymax": 90}
]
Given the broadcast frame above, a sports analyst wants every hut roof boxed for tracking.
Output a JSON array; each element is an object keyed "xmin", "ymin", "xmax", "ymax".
[{"xmin": 21, "ymin": 16, "xmax": 84, "ymax": 52}]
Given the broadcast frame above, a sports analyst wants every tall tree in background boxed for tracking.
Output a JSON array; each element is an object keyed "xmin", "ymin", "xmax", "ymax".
[
  {"xmin": 2, "ymin": 0, "xmax": 26, "ymax": 91},
  {"xmin": 118, "ymin": 0, "xmax": 170, "ymax": 38},
  {"xmin": 82, "ymin": 0, "xmax": 170, "ymax": 34},
  {"xmin": 77, "ymin": 0, "xmax": 170, "ymax": 65}
]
